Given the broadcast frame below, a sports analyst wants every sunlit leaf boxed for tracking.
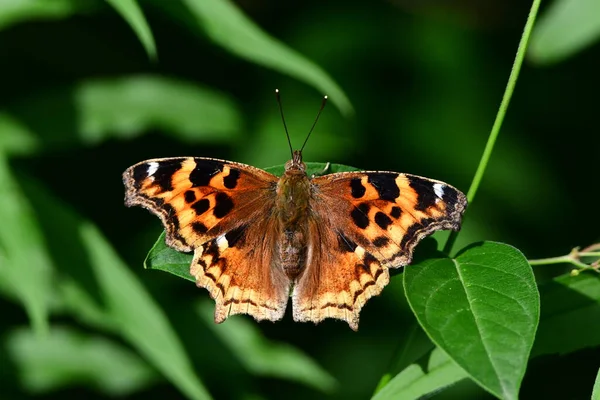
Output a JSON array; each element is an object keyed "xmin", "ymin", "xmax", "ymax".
[
  {"xmin": 404, "ymin": 242, "xmax": 539, "ymax": 400},
  {"xmin": 197, "ymin": 301, "xmax": 336, "ymax": 392},
  {"xmin": 0, "ymin": 0, "xmax": 96, "ymax": 31},
  {"xmin": 81, "ymin": 222, "xmax": 212, "ymax": 400},
  {"xmin": 0, "ymin": 153, "xmax": 52, "ymax": 335},
  {"xmin": 592, "ymin": 367, "xmax": 600, "ymax": 400},
  {"xmin": 529, "ymin": 0, "xmax": 600, "ymax": 64},
  {"xmin": 18, "ymin": 175, "xmax": 212, "ymax": 400},
  {"xmin": 372, "ymin": 347, "xmax": 467, "ymax": 400},
  {"xmin": 177, "ymin": 0, "xmax": 353, "ymax": 116},
  {"xmin": 4, "ymin": 75, "xmax": 242, "ymax": 154},
  {"xmin": 7, "ymin": 326, "xmax": 157, "ymax": 395},
  {"xmin": 0, "ymin": 112, "xmax": 38, "ymax": 155},
  {"xmin": 105, "ymin": 0, "xmax": 156, "ymax": 59}
]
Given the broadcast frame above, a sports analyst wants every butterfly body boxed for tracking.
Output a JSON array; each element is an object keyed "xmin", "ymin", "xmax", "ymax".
[{"xmin": 123, "ymin": 151, "xmax": 467, "ymax": 330}]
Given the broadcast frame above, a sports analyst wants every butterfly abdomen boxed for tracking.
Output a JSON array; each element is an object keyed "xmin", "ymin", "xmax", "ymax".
[{"xmin": 275, "ymin": 168, "xmax": 313, "ymax": 279}]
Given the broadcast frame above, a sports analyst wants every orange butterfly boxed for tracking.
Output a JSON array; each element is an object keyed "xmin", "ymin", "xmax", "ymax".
[{"xmin": 123, "ymin": 91, "xmax": 467, "ymax": 330}]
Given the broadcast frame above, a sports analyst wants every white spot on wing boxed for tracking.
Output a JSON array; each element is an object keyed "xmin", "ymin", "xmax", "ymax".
[
  {"xmin": 355, "ymin": 245, "xmax": 365, "ymax": 259},
  {"xmin": 216, "ymin": 234, "xmax": 229, "ymax": 251},
  {"xmin": 147, "ymin": 162, "xmax": 159, "ymax": 176},
  {"xmin": 433, "ymin": 183, "xmax": 444, "ymax": 202}
]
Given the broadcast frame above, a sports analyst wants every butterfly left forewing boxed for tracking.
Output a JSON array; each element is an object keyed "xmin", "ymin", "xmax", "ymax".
[
  {"xmin": 123, "ymin": 157, "xmax": 291, "ymax": 323},
  {"xmin": 292, "ymin": 171, "xmax": 467, "ymax": 330}
]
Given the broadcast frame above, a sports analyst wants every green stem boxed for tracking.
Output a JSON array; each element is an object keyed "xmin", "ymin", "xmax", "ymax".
[{"xmin": 443, "ymin": 0, "xmax": 542, "ymax": 255}]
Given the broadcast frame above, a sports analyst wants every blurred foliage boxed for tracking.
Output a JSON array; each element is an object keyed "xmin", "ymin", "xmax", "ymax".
[{"xmin": 0, "ymin": 0, "xmax": 599, "ymax": 399}]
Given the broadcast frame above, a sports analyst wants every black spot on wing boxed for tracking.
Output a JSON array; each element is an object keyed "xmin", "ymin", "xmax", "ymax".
[
  {"xmin": 213, "ymin": 192, "xmax": 234, "ymax": 218},
  {"xmin": 184, "ymin": 190, "xmax": 196, "ymax": 203},
  {"xmin": 364, "ymin": 252, "xmax": 379, "ymax": 268},
  {"xmin": 375, "ymin": 212, "xmax": 393, "ymax": 230},
  {"xmin": 192, "ymin": 221, "xmax": 208, "ymax": 234},
  {"xmin": 204, "ymin": 239, "xmax": 220, "ymax": 258},
  {"xmin": 152, "ymin": 161, "xmax": 183, "ymax": 192},
  {"xmin": 367, "ymin": 173, "xmax": 400, "ymax": 201},
  {"xmin": 390, "ymin": 206, "xmax": 402, "ymax": 219},
  {"xmin": 337, "ymin": 233, "xmax": 358, "ymax": 252},
  {"xmin": 351, "ymin": 203, "xmax": 370, "ymax": 229},
  {"xmin": 350, "ymin": 178, "xmax": 366, "ymax": 198},
  {"xmin": 190, "ymin": 159, "xmax": 224, "ymax": 187},
  {"xmin": 132, "ymin": 164, "xmax": 148, "ymax": 188},
  {"xmin": 192, "ymin": 198, "xmax": 210, "ymax": 215},
  {"xmin": 408, "ymin": 176, "xmax": 437, "ymax": 211},
  {"xmin": 442, "ymin": 186, "xmax": 461, "ymax": 213},
  {"xmin": 224, "ymin": 224, "xmax": 247, "ymax": 248},
  {"xmin": 373, "ymin": 236, "xmax": 390, "ymax": 247},
  {"xmin": 223, "ymin": 168, "xmax": 241, "ymax": 189}
]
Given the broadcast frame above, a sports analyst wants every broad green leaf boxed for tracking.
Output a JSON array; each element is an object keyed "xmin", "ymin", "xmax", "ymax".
[
  {"xmin": 7, "ymin": 326, "xmax": 156, "ymax": 395},
  {"xmin": 81, "ymin": 222, "xmax": 212, "ymax": 400},
  {"xmin": 532, "ymin": 273, "xmax": 600, "ymax": 357},
  {"xmin": 529, "ymin": 0, "xmax": 600, "ymax": 65},
  {"xmin": 0, "ymin": 152, "xmax": 52, "ymax": 335},
  {"xmin": 105, "ymin": 0, "xmax": 156, "ymax": 59},
  {"xmin": 593, "ymin": 367, "xmax": 600, "ymax": 400},
  {"xmin": 404, "ymin": 242, "xmax": 539, "ymax": 400},
  {"xmin": 178, "ymin": 0, "xmax": 353, "ymax": 116},
  {"xmin": 372, "ymin": 347, "xmax": 467, "ymax": 400},
  {"xmin": 197, "ymin": 301, "xmax": 337, "ymax": 392},
  {"xmin": 0, "ymin": 0, "xmax": 96, "ymax": 31},
  {"xmin": 144, "ymin": 162, "xmax": 358, "ymax": 279},
  {"xmin": 4, "ymin": 75, "xmax": 241, "ymax": 154}
]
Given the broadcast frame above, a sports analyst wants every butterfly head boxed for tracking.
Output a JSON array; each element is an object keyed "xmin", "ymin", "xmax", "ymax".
[{"xmin": 284, "ymin": 150, "xmax": 306, "ymax": 174}]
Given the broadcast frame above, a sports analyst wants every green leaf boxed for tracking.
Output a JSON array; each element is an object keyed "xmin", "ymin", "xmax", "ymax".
[
  {"xmin": 19, "ymin": 175, "xmax": 212, "ymax": 400},
  {"xmin": 404, "ymin": 241, "xmax": 540, "ymax": 400},
  {"xmin": 529, "ymin": 0, "xmax": 600, "ymax": 65},
  {"xmin": 105, "ymin": 0, "xmax": 157, "ymax": 59},
  {"xmin": 7, "ymin": 326, "xmax": 156, "ymax": 395},
  {"xmin": 0, "ymin": 0, "xmax": 96, "ymax": 31},
  {"xmin": 372, "ymin": 347, "xmax": 468, "ymax": 400},
  {"xmin": 4, "ymin": 75, "xmax": 242, "ymax": 155},
  {"xmin": 197, "ymin": 301, "xmax": 337, "ymax": 392},
  {"xmin": 532, "ymin": 273, "xmax": 600, "ymax": 357},
  {"xmin": 178, "ymin": 0, "xmax": 353, "ymax": 116},
  {"xmin": 144, "ymin": 231, "xmax": 195, "ymax": 282},
  {"xmin": 144, "ymin": 162, "xmax": 358, "ymax": 279},
  {"xmin": 81, "ymin": 222, "xmax": 212, "ymax": 400},
  {"xmin": 0, "ymin": 112, "xmax": 38, "ymax": 155},
  {"xmin": 592, "ymin": 367, "xmax": 600, "ymax": 400},
  {"xmin": 0, "ymin": 153, "xmax": 52, "ymax": 335}
]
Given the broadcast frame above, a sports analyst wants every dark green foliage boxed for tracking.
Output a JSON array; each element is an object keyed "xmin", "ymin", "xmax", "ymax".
[{"xmin": 1, "ymin": 1, "xmax": 599, "ymax": 399}]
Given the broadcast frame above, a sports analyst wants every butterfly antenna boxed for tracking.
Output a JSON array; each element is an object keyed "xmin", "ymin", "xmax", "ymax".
[
  {"xmin": 275, "ymin": 89, "xmax": 294, "ymax": 158},
  {"xmin": 300, "ymin": 95, "xmax": 328, "ymax": 153}
]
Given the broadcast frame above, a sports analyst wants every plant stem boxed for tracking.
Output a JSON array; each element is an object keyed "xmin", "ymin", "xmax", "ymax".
[
  {"xmin": 528, "ymin": 246, "xmax": 600, "ymax": 272},
  {"xmin": 443, "ymin": 0, "xmax": 542, "ymax": 255}
]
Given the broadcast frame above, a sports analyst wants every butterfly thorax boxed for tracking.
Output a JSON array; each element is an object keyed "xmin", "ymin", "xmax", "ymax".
[{"xmin": 275, "ymin": 151, "xmax": 312, "ymax": 279}]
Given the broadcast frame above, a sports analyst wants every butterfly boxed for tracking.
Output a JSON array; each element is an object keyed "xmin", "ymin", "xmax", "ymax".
[{"xmin": 122, "ymin": 92, "xmax": 467, "ymax": 330}]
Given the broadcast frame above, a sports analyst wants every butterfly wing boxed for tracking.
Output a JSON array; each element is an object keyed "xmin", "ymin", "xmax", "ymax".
[
  {"xmin": 292, "ymin": 171, "xmax": 467, "ymax": 330},
  {"xmin": 123, "ymin": 157, "xmax": 291, "ymax": 323}
]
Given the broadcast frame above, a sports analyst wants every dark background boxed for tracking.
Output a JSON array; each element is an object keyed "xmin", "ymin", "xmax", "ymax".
[{"xmin": 1, "ymin": 0, "xmax": 599, "ymax": 399}]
